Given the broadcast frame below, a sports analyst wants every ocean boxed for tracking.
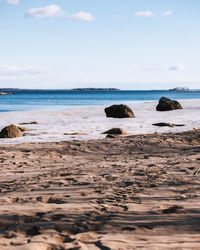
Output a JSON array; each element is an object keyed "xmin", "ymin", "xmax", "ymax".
[{"xmin": 0, "ymin": 89, "xmax": 200, "ymax": 112}]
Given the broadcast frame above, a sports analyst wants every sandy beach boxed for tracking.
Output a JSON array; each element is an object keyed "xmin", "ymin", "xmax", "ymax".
[{"xmin": 0, "ymin": 129, "xmax": 200, "ymax": 249}]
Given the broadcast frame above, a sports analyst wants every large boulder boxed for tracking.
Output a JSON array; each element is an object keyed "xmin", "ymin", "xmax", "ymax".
[
  {"xmin": 105, "ymin": 104, "xmax": 135, "ymax": 118},
  {"xmin": 0, "ymin": 124, "xmax": 22, "ymax": 138},
  {"xmin": 156, "ymin": 97, "xmax": 183, "ymax": 111},
  {"xmin": 102, "ymin": 128, "xmax": 127, "ymax": 135}
]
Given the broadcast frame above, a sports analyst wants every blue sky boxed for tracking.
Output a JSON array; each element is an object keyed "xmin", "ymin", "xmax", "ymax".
[{"xmin": 0, "ymin": 0, "xmax": 200, "ymax": 89}]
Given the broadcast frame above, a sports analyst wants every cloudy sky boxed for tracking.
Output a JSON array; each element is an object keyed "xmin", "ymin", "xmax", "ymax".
[{"xmin": 0, "ymin": 0, "xmax": 200, "ymax": 89}]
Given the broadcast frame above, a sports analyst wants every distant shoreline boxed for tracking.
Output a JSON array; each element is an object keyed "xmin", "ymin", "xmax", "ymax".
[
  {"xmin": 0, "ymin": 88, "xmax": 121, "ymax": 92},
  {"xmin": 0, "ymin": 88, "xmax": 200, "ymax": 92},
  {"xmin": 0, "ymin": 91, "xmax": 14, "ymax": 95}
]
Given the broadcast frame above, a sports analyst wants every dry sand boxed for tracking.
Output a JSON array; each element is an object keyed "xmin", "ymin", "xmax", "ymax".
[{"xmin": 0, "ymin": 130, "xmax": 200, "ymax": 249}]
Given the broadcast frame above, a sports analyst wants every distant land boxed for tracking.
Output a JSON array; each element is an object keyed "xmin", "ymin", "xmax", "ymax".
[
  {"xmin": 71, "ymin": 88, "xmax": 121, "ymax": 91},
  {"xmin": 0, "ymin": 88, "xmax": 121, "ymax": 92},
  {"xmin": 0, "ymin": 91, "xmax": 14, "ymax": 95},
  {"xmin": 0, "ymin": 88, "xmax": 200, "ymax": 93}
]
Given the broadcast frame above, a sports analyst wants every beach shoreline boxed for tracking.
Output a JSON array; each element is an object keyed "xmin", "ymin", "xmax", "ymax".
[
  {"xmin": 0, "ymin": 129, "xmax": 200, "ymax": 249},
  {"xmin": 0, "ymin": 99, "xmax": 200, "ymax": 144}
]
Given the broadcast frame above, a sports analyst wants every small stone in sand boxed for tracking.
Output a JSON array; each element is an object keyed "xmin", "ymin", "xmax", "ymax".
[
  {"xmin": 64, "ymin": 132, "xmax": 86, "ymax": 135},
  {"xmin": 152, "ymin": 122, "xmax": 185, "ymax": 127},
  {"xmin": 19, "ymin": 122, "xmax": 38, "ymax": 125},
  {"xmin": 102, "ymin": 128, "xmax": 127, "ymax": 135}
]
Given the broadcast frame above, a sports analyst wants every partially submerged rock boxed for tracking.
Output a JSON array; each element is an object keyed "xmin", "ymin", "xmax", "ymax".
[
  {"xmin": 105, "ymin": 104, "xmax": 135, "ymax": 118},
  {"xmin": 156, "ymin": 97, "xmax": 183, "ymax": 111},
  {"xmin": 152, "ymin": 122, "xmax": 185, "ymax": 127},
  {"xmin": 102, "ymin": 128, "xmax": 127, "ymax": 135},
  {"xmin": 19, "ymin": 121, "xmax": 38, "ymax": 125},
  {"xmin": 64, "ymin": 132, "xmax": 86, "ymax": 135},
  {"xmin": 0, "ymin": 124, "xmax": 22, "ymax": 138}
]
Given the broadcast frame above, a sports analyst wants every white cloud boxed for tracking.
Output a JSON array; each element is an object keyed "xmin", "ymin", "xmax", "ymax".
[
  {"xmin": 133, "ymin": 10, "xmax": 173, "ymax": 18},
  {"xmin": 25, "ymin": 5, "xmax": 95, "ymax": 22},
  {"xmin": 6, "ymin": 0, "xmax": 19, "ymax": 4},
  {"xmin": 67, "ymin": 11, "xmax": 95, "ymax": 21},
  {"xmin": 162, "ymin": 10, "xmax": 173, "ymax": 16},
  {"xmin": 0, "ymin": 65, "xmax": 51, "ymax": 76},
  {"xmin": 25, "ymin": 5, "xmax": 64, "ymax": 18},
  {"xmin": 168, "ymin": 63, "xmax": 186, "ymax": 71},
  {"xmin": 133, "ymin": 11, "xmax": 154, "ymax": 17},
  {"xmin": 0, "ymin": 0, "xmax": 20, "ymax": 4}
]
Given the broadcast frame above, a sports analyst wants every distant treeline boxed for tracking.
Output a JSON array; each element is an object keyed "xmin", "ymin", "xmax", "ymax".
[
  {"xmin": 0, "ymin": 88, "xmax": 121, "ymax": 92},
  {"xmin": 71, "ymin": 88, "xmax": 121, "ymax": 91}
]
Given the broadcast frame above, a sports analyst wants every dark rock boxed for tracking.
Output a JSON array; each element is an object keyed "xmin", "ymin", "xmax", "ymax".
[
  {"xmin": 105, "ymin": 134, "xmax": 116, "ymax": 139},
  {"xmin": 156, "ymin": 97, "xmax": 183, "ymax": 111},
  {"xmin": 102, "ymin": 128, "xmax": 127, "ymax": 135},
  {"xmin": 152, "ymin": 122, "xmax": 185, "ymax": 127},
  {"xmin": 105, "ymin": 104, "xmax": 135, "ymax": 118},
  {"xmin": 19, "ymin": 121, "xmax": 38, "ymax": 125},
  {"xmin": 64, "ymin": 132, "xmax": 86, "ymax": 135},
  {"xmin": 153, "ymin": 122, "xmax": 174, "ymax": 127},
  {"xmin": 172, "ymin": 100, "xmax": 183, "ymax": 110},
  {"xmin": 0, "ymin": 124, "xmax": 22, "ymax": 138}
]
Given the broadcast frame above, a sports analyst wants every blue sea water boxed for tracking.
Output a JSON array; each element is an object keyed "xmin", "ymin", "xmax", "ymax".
[{"xmin": 0, "ymin": 89, "xmax": 200, "ymax": 112}]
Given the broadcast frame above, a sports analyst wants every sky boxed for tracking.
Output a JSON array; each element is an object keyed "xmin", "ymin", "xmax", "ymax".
[{"xmin": 0, "ymin": 0, "xmax": 200, "ymax": 90}]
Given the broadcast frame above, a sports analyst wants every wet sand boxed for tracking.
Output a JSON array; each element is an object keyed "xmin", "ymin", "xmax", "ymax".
[{"xmin": 0, "ymin": 130, "xmax": 200, "ymax": 249}]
